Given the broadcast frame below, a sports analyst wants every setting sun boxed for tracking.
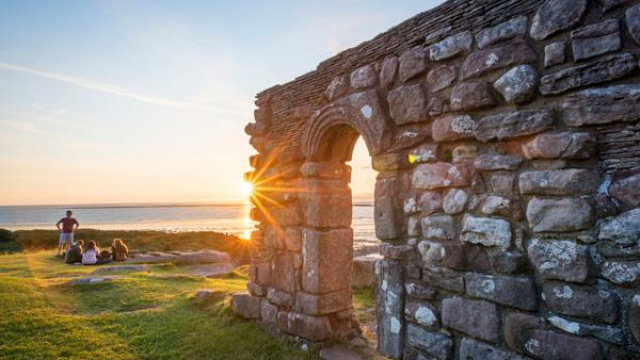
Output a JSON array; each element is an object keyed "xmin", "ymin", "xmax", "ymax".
[{"xmin": 241, "ymin": 181, "xmax": 253, "ymax": 196}]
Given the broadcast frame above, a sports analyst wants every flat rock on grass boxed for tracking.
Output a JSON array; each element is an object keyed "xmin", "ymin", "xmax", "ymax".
[
  {"xmin": 128, "ymin": 250, "xmax": 232, "ymax": 265},
  {"xmin": 319, "ymin": 346, "xmax": 364, "ymax": 360},
  {"xmin": 182, "ymin": 263, "xmax": 235, "ymax": 278},
  {"xmin": 91, "ymin": 264, "xmax": 148, "ymax": 274},
  {"xmin": 66, "ymin": 276, "xmax": 123, "ymax": 285}
]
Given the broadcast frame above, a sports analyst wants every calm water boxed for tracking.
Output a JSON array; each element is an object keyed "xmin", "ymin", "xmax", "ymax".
[{"xmin": 0, "ymin": 203, "xmax": 377, "ymax": 243}]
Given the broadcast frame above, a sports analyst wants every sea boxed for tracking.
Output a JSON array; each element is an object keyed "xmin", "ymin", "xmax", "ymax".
[{"xmin": 0, "ymin": 202, "xmax": 379, "ymax": 251}]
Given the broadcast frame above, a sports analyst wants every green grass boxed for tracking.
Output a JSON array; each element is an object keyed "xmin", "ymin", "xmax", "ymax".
[{"xmin": 0, "ymin": 251, "xmax": 322, "ymax": 360}]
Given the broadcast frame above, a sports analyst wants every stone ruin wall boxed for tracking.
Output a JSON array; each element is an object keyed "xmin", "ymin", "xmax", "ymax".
[{"xmin": 232, "ymin": 0, "xmax": 640, "ymax": 358}]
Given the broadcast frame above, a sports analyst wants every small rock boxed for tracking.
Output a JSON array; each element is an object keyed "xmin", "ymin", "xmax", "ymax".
[
  {"xmin": 544, "ymin": 42, "xmax": 566, "ymax": 68},
  {"xmin": 598, "ymin": 209, "xmax": 640, "ymax": 246},
  {"xmin": 540, "ymin": 53, "xmax": 637, "ymax": 95},
  {"xmin": 406, "ymin": 324, "xmax": 452, "ymax": 360},
  {"xmin": 528, "ymin": 239, "xmax": 592, "ymax": 283},
  {"xmin": 432, "ymin": 115, "xmax": 476, "ymax": 142},
  {"xmin": 427, "ymin": 65, "xmax": 457, "ymax": 93},
  {"xmin": 601, "ymin": 260, "xmax": 640, "ymax": 286},
  {"xmin": 91, "ymin": 264, "xmax": 148, "ymax": 274},
  {"xmin": 387, "ymin": 84, "xmax": 429, "ymax": 125},
  {"xmin": 350, "ymin": 64, "xmax": 377, "ymax": 89},
  {"xmin": 461, "ymin": 214, "xmax": 511, "ymax": 250},
  {"xmin": 419, "ymin": 191, "xmax": 443, "ymax": 215},
  {"xmin": 519, "ymin": 169, "xmax": 599, "ymax": 196},
  {"xmin": 561, "ymin": 84, "xmax": 640, "ymax": 126},
  {"xmin": 530, "ymin": 0, "xmax": 588, "ymax": 40},
  {"xmin": 421, "ymin": 215, "xmax": 457, "ymax": 241},
  {"xmin": 196, "ymin": 289, "xmax": 225, "ymax": 302},
  {"xmin": 399, "ymin": 46, "xmax": 428, "ymax": 82},
  {"xmin": 627, "ymin": 5, "xmax": 640, "ymax": 45},
  {"xmin": 548, "ymin": 315, "xmax": 624, "ymax": 344},
  {"xmin": 474, "ymin": 154, "xmax": 523, "ymax": 171},
  {"xmin": 461, "ymin": 38, "xmax": 536, "ymax": 80},
  {"xmin": 319, "ymin": 346, "xmax": 363, "ymax": 360},
  {"xmin": 412, "ymin": 162, "xmax": 472, "ymax": 190},
  {"xmin": 475, "ymin": 108, "xmax": 554, "ymax": 142},
  {"xmin": 476, "ymin": 16, "xmax": 528, "ymax": 49},
  {"xmin": 450, "ymin": 82, "xmax": 496, "ymax": 112},
  {"xmin": 481, "ymin": 195, "xmax": 511, "ymax": 215},
  {"xmin": 542, "ymin": 282, "xmax": 619, "ymax": 324},
  {"xmin": 325, "ymin": 76, "xmax": 349, "ymax": 101},
  {"xmin": 493, "ymin": 65, "xmax": 539, "ymax": 104},
  {"xmin": 465, "ymin": 273, "xmax": 537, "ymax": 310},
  {"xmin": 442, "ymin": 297, "xmax": 499, "ymax": 342},
  {"xmin": 231, "ymin": 292, "xmax": 260, "ymax": 318},
  {"xmin": 522, "ymin": 132, "xmax": 595, "ymax": 160},
  {"xmin": 452, "ymin": 145, "xmax": 477, "ymax": 163},
  {"xmin": 609, "ymin": 171, "xmax": 640, "ymax": 207},
  {"xmin": 443, "ymin": 188, "xmax": 468, "ymax": 214},
  {"xmin": 379, "ymin": 56, "xmax": 399, "ymax": 90},
  {"xmin": 571, "ymin": 19, "xmax": 621, "ymax": 61},
  {"xmin": 460, "ymin": 337, "xmax": 530, "ymax": 360},
  {"xmin": 526, "ymin": 197, "xmax": 594, "ymax": 232},
  {"xmin": 430, "ymin": 31, "xmax": 473, "ymax": 61},
  {"xmin": 409, "ymin": 143, "xmax": 438, "ymax": 164}
]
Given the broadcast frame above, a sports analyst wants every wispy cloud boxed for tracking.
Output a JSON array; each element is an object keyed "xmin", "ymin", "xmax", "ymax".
[
  {"xmin": 0, "ymin": 119, "xmax": 49, "ymax": 135},
  {"xmin": 0, "ymin": 62, "xmax": 245, "ymax": 115}
]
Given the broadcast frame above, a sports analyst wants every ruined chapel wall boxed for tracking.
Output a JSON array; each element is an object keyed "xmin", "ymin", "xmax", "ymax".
[{"xmin": 238, "ymin": 0, "xmax": 640, "ymax": 359}]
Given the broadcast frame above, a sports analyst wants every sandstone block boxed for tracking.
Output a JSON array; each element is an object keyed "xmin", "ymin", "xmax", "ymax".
[
  {"xmin": 542, "ymin": 282, "xmax": 619, "ymax": 324},
  {"xmin": 598, "ymin": 209, "xmax": 640, "ymax": 246},
  {"xmin": 474, "ymin": 154, "xmax": 523, "ymax": 171},
  {"xmin": 300, "ymin": 180, "xmax": 352, "ymax": 228},
  {"xmin": 452, "ymin": 145, "xmax": 477, "ymax": 163},
  {"xmin": 540, "ymin": 53, "xmax": 637, "ymax": 95},
  {"xmin": 504, "ymin": 312, "xmax": 545, "ymax": 354},
  {"xmin": 375, "ymin": 177, "xmax": 401, "ymax": 240},
  {"xmin": 461, "ymin": 38, "xmax": 536, "ymax": 80},
  {"xmin": 421, "ymin": 215, "xmax": 456, "ymax": 241},
  {"xmin": 404, "ymin": 281, "xmax": 437, "ymax": 300},
  {"xmin": 302, "ymin": 228, "xmax": 353, "ymax": 294},
  {"xmin": 475, "ymin": 109, "xmax": 554, "ymax": 142},
  {"xmin": 601, "ymin": 260, "xmax": 640, "ymax": 286},
  {"xmin": 494, "ymin": 65, "xmax": 539, "ymax": 104},
  {"xmin": 260, "ymin": 300, "xmax": 278, "ymax": 323},
  {"xmin": 450, "ymin": 82, "xmax": 496, "ymax": 112},
  {"xmin": 272, "ymin": 252, "xmax": 296, "ymax": 293},
  {"xmin": 267, "ymin": 287, "xmax": 294, "ymax": 308},
  {"xmin": 231, "ymin": 292, "xmax": 261, "ymax": 319},
  {"xmin": 325, "ymin": 76, "xmax": 349, "ymax": 101},
  {"xmin": 250, "ymin": 261, "xmax": 272, "ymax": 286},
  {"xmin": 519, "ymin": 169, "xmax": 599, "ymax": 196},
  {"xmin": 627, "ymin": 5, "xmax": 640, "ymax": 45},
  {"xmin": 530, "ymin": 0, "xmax": 588, "ymax": 40},
  {"xmin": 419, "ymin": 191, "xmax": 443, "ymax": 215},
  {"xmin": 405, "ymin": 298, "xmax": 438, "ymax": 327},
  {"xmin": 432, "ymin": 115, "xmax": 475, "ymax": 142},
  {"xmin": 525, "ymin": 329, "xmax": 603, "ymax": 360},
  {"xmin": 476, "ymin": 16, "xmax": 528, "ymax": 49},
  {"xmin": 544, "ymin": 42, "xmax": 566, "ymax": 68},
  {"xmin": 387, "ymin": 84, "xmax": 429, "ymax": 125},
  {"xmin": 461, "ymin": 214, "xmax": 511, "ymax": 250},
  {"xmin": 629, "ymin": 295, "xmax": 640, "ymax": 342},
  {"xmin": 284, "ymin": 228, "xmax": 302, "ymax": 252},
  {"xmin": 350, "ymin": 64, "xmax": 377, "ymax": 89},
  {"xmin": 460, "ymin": 337, "xmax": 530, "ymax": 360},
  {"xmin": 412, "ymin": 162, "xmax": 471, "ymax": 190},
  {"xmin": 442, "ymin": 297, "xmax": 499, "ymax": 342},
  {"xmin": 376, "ymin": 260, "xmax": 404, "ymax": 359},
  {"xmin": 399, "ymin": 46, "xmax": 428, "ymax": 82},
  {"xmin": 286, "ymin": 312, "xmax": 333, "ymax": 342},
  {"xmin": 465, "ymin": 273, "xmax": 537, "ymax": 310},
  {"xmin": 426, "ymin": 65, "xmax": 457, "ymax": 93},
  {"xmin": 571, "ymin": 19, "xmax": 621, "ymax": 61},
  {"xmin": 481, "ymin": 195, "xmax": 511, "ymax": 215},
  {"xmin": 526, "ymin": 197, "xmax": 594, "ymax": 232},
  {"xmin": 609, "ymin": 171, "xmax": 640, "ymax": 208},
  {"xmin": 430, "ymin": 31, "xmax": 473, "ymax": 61},
  {"xmin": 562, "ymin": 84, "xmax": 640, "ymax": 126},
  {"xmin": 296, "ymin": 290, "xmax": 351, "ymax": 315},
  {"xmin": 406, "ymin": 324, "xmax": 452, "ymax": 360},
  {"xmin": 548, "ymin": 315, "xmax": 624, "ymax": 344},
  {"xmin": 528, "ymin": 239, "xmax": 592, "ymax": 283},
  {"xmin": 522, "ymin": 132, "xmax": 595, "ymax": 160},
  {"xmin": 443, "ymin": 188, "xmax": 468, "ymax": 215},
  {"xmin": 380, "ymin": 56, "xmax": 399, "ymax": 90},
  {"xmin": 380, "ymin": 243, "xmax": 416, "ymax": 261}
]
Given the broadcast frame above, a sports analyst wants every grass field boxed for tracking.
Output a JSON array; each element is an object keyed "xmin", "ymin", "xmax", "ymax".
[{"xmin": 0, "ymin": 251, "xmax": 376, "ymax": 360}]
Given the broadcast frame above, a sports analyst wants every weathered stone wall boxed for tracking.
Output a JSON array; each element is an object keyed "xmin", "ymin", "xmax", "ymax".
[{"xmin": 235, "ymin": 0, "xmax": 640, "ymax": 358}]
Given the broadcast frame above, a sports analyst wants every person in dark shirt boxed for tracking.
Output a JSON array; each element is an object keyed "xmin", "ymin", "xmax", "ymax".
[
  {"xmin": 56, "ymin": 210, "xmax": 79, "ymax": 257},
  {"xmin": 64, "ymin": 240, "xmax": 84, "ymax": 264}
]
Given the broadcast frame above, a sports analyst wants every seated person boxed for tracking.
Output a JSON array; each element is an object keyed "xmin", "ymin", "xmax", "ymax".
[
  {"xmin": 64, "ymin": 240, "xmax": 84, "ymax": 264},
  {"xmin": 99, "ymin": 249, "xmax": 112, "ymax": 263},
  {"xmin": 82, "ymin": 240, "xmax": 110, "ymax": 265},
  {"xmin": 111, "ymin": 238, "xmax": 129, "ymax": 261}
]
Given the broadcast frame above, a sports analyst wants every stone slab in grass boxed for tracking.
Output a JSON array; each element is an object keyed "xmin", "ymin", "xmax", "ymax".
[
  {"xmin": 128, "ymin": 249, "xmax": 231, "ymax": 265},
  {"xmin": 319, "ymin": 345, "xmax": 363, "ymax": 360},
  {"xmin": 91, "ymin": 264, "xmax": 148, "ymax": 274},
  {"xmin": 182, "ymin": 263, "xmax": 235, "ymax": 278},
  {"xmin": 66, "ymin": 276, "xmax": 124, "ymax": 285}
]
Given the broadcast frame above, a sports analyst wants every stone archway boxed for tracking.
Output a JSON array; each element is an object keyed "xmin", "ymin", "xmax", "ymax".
[{"xmin": 234, "ymin": 0, "xmax": 640, "ymax": 358}]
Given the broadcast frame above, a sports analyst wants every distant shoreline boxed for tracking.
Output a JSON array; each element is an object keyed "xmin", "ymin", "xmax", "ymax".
[{"xmin": 0, "ymin": 200, "xmax": 374, "ymax": 210}]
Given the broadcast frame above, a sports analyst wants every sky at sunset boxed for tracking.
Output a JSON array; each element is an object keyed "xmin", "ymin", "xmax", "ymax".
[{"xmin": 0, "ymin": 0, "xmax": 444, "ymax": 206}]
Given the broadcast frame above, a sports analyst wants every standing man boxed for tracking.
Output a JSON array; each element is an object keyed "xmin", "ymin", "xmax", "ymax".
[{"xmin": 56, "ymin": 210, "xmax": 79, "ymax": 257}]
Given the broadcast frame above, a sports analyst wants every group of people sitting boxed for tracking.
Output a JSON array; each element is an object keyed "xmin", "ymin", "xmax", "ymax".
[{"xmin": 64, "ymin": 238, "xmax": 129, "ymax": 265}]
